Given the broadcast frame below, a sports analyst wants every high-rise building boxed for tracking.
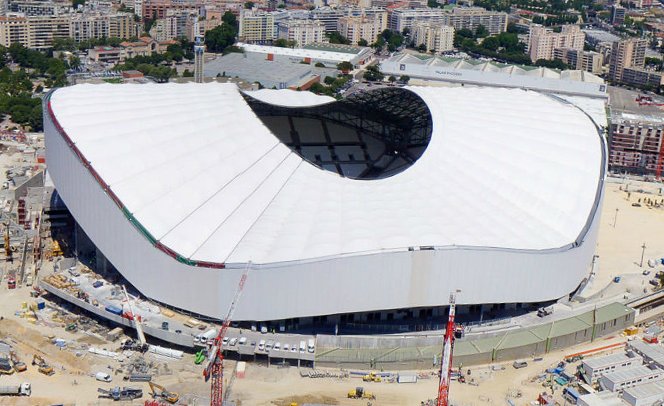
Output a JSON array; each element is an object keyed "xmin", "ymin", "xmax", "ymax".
[
  {"xmin": 0, "ymin": 13, "xmax": 70, "ymax": 49},
  {"xmin": 338, "ymin": 11, "xmax": 387, "ymax": 45},
  {"xmin": 609, "ymin": 38, "xmax": 646, "ymax": 82},
  {"xmin": 277, "ymin": 19, "xmax": 325, "ymax": 47},
  {"xmin": 310, "ymin": 8, "xmax": 346, "ymax": 33},
  {"xmin": 412, "ymin": 22, "xmax": 454, "ymax": 53},
  {"xmin": 527, "ymin": 24, "xmax": 584, "ymax": 62},
  {"xmin": 8, "ymin": 1, "xmax": 62, "ymax": 17},
  {"xmin": 109, "ymin": 12, "xmax": 135, "ymax": 39},
  {"xmin": 610, "ymin": 113, "xmax": 664, "ymax": 176},
  {"xmin": 239, "ymin": 10, "xmax": 275, "ymax": 43},
  {"xmin": 71, "ymin": 12, "xmax": 135, "ymax": 42},
  {"xmin": 610, "ymin": 5, "xmax": 626, "ymax": 25},
  {"xmin": 388, "ymin": 7, "xmax": 507, "ymax": 35}
]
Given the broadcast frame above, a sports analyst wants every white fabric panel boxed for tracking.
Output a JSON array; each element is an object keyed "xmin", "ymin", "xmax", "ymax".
[{"xmin": 49, "ymin": 83, "xmax": 603, "ymax": 267}]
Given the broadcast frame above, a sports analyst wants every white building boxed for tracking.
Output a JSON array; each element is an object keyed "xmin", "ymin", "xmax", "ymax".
[
  {"xmin": 622, "ymin": 381, "xmax": 664, "ymax": 406},
  {"xmin": 599, "ymin": 366, "xmax": 664, "ymax": 392},
  {"xmin": 582, "ymin": 353, "xmax": 643, "ymax": 382},
  {"xmin": 45, "ymin": 83, "xmax": 605, "ymax": 323},
  {"xmin": 412, "ymin": 23, "xmax": 454, "ymax": 53},
  {"xmin": 277, "ymin": 19, "xmax": 325, "ymax": 47},
  {"xmin": 389, "ymin": 7, "xmax": 507, "ymax": 35}
]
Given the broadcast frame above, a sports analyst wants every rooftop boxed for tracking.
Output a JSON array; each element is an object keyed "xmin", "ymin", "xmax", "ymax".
[
  {"xmin": 583, "ymin": 352, "xmax": 641, "ymax": 369},
  {"xmin": 602, "ymin": 365, "xmax": 662, "ymax": 382},
  {"xmin": 623, "ymin": 380, "xmax": 664, "ymax": 399}
]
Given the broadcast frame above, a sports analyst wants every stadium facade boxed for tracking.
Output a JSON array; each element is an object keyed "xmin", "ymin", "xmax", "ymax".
[{"xmin": 44, "ymin": 83, "xmax": 606, "ymax": 323}]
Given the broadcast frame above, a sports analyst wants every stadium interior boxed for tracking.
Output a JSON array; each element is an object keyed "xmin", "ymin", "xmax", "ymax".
[{"xmin": 243, "ymin": 88, "xmax": 433, "ymax": 180}]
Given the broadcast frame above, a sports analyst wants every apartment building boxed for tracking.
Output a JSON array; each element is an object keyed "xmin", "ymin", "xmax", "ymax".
[
  {"xmin": 239, "ymin": 10, "xmax": 275, "ymax": 43},
  {"xmin": 142, "ymin": 0, "xmax": 200, "ymax": 21},
  {"xmin": 622, "ymin": 67, "xmax": 664, "ymax": 88},
  {"xmin": 445, "ymin": 7, "xmax": 507, "ymax": 36},
  {"xmin": 338, "ymin": 11, "xmax": 387, "ymax": 45},
  {"xmin": 412, "ymin": 22, "xmax": 454, "ymax": 53},
  {"xmin": 611, "ymin": 4, "xmax": 626, "ymax": 25},
  {"xmin": 310, "ymin": 8, "xmax": 346, "ymax": 33},
  {"xmin": 8, "ymin": 1, "xmax": 64, "ymax": 17},
  {"xmin": 609, "ymin": 38, "xmax": 646, "ymax": 82},
  {"xmin": 553, "ymin": 48, "xmax": 603, "ymax": 74},
  {"xmin": 277, "ymin": 19, "xmax": 326, "ymax": 47},
  {"xmin": 388, "ymin": 7, "xmax": 507, "ymax": 35},
  {"xmin": 610, "ymin": 112, "xmax": 664, "ymax": 176},
  {"xmin": 0, "ymin": 13, "xmax": 70, "ymax": 49},
  {"xmin": 70, "ymin": 12, "xmax": 135, "ymax": 42},
  {"xmin": 527, "ymin": 24, "xmax": 584, "ymax": 62}
]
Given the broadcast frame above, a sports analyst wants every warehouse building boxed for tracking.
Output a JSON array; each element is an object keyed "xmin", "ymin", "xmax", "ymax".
[
  {"xmin": 45, "ymin": 84, "xmax": 605, "ymax": 324},
  {"xmin": 380, "ymin": 53, "xmax": 608, "ymax": 99},
  {"xmin": 628, "ymin": 341, "xmax": 664, "ymax": 369},
  {"xmin": 236, "ymin": 42, "xmax": 374, "ymax": 67}
]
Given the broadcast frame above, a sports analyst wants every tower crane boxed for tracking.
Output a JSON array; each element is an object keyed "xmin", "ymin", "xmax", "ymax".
[
  {"xmin": 203, "ymin": 262, "xmax": 251, "ymax": 406},
  {"xmin": 437, "ymin": 290, "xmax": 460, "ymax": 406}
]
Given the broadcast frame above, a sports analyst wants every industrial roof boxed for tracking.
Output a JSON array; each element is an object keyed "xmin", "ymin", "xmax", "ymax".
[
  {"xmin": 629, "ymin": 341, "xmax": 664, "ymax": 367},
  {"xmin": 583, "ymin": 352, "xmax": 641, "ymax": 369},
  {"xmin": 47, "ymin": 83, "xmax": 603, "ymax": 266},
  {"xmin": 623, "ymin": 380, "xmax": 664, "ymax": 399},
  {"xmin": 388, "ymin": 53, "xmax": 605, "ymax": 84},
  {"xmin": 237, "ymin": 42, "xmax": 370, "ymax": 62},
  {"xmin": 602, "ymin": 365, "xmax": 662, "ymax": 383}
]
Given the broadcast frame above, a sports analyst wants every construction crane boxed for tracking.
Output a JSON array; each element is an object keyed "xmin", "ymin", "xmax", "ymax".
[
  {"xmin": 203, "ymin": 262, "xmax": 251, "ymax": 406},
  {"xmin": 122, "ymin": 285, "xmax": 147, "ymax": 352},
  {"xmin": 437, "ymin": 290, "xmax": 460, "ymax": 406}
]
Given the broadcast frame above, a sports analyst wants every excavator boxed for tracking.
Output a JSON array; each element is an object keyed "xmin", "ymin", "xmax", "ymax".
[
  {"xmin": 348, "ymin": 387, "xmax": 376, "ymax": 400},
  {"xmin": 10, "ymin": 351, "xmax": 26, "ymax": 373},
  {"xmin": 32, "ymin": 354, "xmax": 54, "ymax": 376},
  {"xmin": 148, "ymin": 381, "xmax": 179, "ymax": 404}
]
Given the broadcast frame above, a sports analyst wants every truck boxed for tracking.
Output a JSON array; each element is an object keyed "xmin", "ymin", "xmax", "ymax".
[
  {"xmin": 195, "ymin": 329, "xmax": 217, "ymax": 344},
  {"xmin": 0, "ymin": 383, "xmax": 31, "ymax": 396}
]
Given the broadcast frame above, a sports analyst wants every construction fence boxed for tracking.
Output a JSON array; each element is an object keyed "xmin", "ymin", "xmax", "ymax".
[{"xmin": 314, "ymin": 302, "xmax": 635, "ymax": 370}]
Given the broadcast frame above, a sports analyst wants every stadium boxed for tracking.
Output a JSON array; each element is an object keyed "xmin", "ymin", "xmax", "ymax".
[{"xmin": 44, "ymin": 83, "xmax": 606, "ymax": 326}]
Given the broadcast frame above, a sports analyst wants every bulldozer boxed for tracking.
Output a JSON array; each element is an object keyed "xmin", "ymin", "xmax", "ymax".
[
  {"xmin": 362, "ymin": 371, "xmax": 382, "ymax": 382},
  {"xmin": 148, "ymin": 381, "xmax": 179, "ymax": 404},
  {"xmin": 348, "ymin": 386, "xmax": 376, "ymax": 400},
  {"xmin": 10, "ymin": 351, "xmax": 26, "ymax": 373},
  {"xmin": 32, "ymin": 354, "xmax": 54, "ymax": 376}
]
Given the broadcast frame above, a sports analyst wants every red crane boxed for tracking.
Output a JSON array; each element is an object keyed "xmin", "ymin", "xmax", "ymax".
[
  {"xmin": 203, "ymin": 262, "xmax": 251, "ymax": 406},
  {"xmin": 437, "ymin": 290, "xmax": 460, "ymax": 406}
]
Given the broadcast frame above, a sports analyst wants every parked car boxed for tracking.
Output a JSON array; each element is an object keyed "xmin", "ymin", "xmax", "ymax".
[
  {"xmin": 273, "ymin": 342, "xmax": 280, "ymax": 351},
  {"xmin": 229, "ymin": 338, "xmax": 238, "ymax": 346}
]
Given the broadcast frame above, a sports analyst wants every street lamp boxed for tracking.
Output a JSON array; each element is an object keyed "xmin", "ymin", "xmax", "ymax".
[
  {"xmin": 640, "ymin": 242, "xmax": 647, "ymax": 268},
  {"xmin": 613, "ymin": 208, "xmax": 619, "ymax": 228}
]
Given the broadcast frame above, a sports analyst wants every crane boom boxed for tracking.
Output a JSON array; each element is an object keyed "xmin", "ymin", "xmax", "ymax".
[
  {"xmin": 203, "ymin": 262, "xmax": 251, "ymax": 406},
  {"xmin": 122, "ymin": 285, "xmax": 146, "ymax": 348},
  {"xmin": 437, "ymin": 290, "xmax": 459, "ymax": 406}
]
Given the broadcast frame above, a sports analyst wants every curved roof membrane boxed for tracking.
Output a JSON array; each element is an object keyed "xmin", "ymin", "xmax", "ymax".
[{"xmin": 48, "ymin": 83, "xmax": 603, "ymax": 266}]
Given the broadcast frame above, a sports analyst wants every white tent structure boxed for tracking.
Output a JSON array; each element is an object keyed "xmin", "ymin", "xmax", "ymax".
[{"xmin": 45, "ymin": 83, "xmax": 605, "ymax": 322}]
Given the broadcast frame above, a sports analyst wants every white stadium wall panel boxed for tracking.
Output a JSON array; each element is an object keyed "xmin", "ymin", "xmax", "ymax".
[{"xmin": 44, "ymin": 83, "xmax": 606, "ymax": 321}]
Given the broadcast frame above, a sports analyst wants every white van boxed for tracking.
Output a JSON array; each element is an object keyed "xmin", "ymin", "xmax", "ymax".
[
  {"xmin": 307, "ymin": 339, "xmax": 315, "ymax": 353},
  {"xmin": 95, "ymin": 372, "xmax": 112, "ymax": 382},
  {"xmin": 238, "ymin": 337, "xmax": 247, "ymax": 345},
  {"xmin": 258, "ymin": 340, "xmax": 266, "ymax": 352},
  {"xmin": 299, "ymin": 340, "xmax": 306, "ymax": 353}
]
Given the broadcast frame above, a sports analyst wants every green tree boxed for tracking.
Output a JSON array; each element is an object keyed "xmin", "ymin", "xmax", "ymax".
[
  {"xmin": 363, "ymin": 65, "xmax": 383, "ymax": 81},
  {"xmin": 475, "ymin": 25, "xmax": 489, "ymax": 38},
  {"xmin": 182, "ymin": 69, "xmax": 194, "ymax": 77},
  {"xmin": 535, "ymin": 58, "xmax": 569, "ymax": 70},
  {"xmin": 244, "ymin": 1, "xmax": 254, "ymax": 8},
  {"xmin": 72, "ymin": 0, "xmax": 84, "ymax": 8},
  {"xmin": 388, "ymin": 75, "xmax": 396, "ymax": 83},
  {"xmin": 205, "ymin": 19, "xmax": 238, "ymax": 53},
  {"xmin": 337, "ymin": 61, "xmax": 353, "ymax": 72},
  {"xmin": 357, "ymin": 38, "xmax": 368, "ymax": 46},
  {"xmin": 326, "ymin": 31, "xmax": 350, "ymax": 45},
  {"xmin": 481, "ymin": 36, "xmax": 500, "ymax": 51},
  {"xmin": 399, "ymin": 75, "xmax": 410, "ymax": 84}
]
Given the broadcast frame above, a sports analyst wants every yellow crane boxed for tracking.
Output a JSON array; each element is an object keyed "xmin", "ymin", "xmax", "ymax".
[
  {"xmin": 148, "ymin": 381, "xmax": 179, "ymax": 404},
  {"xmin": 31, "ymin": 354, "xmax": 54, "ymax": 376}
]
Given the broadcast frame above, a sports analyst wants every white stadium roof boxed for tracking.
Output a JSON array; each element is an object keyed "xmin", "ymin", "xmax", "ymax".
[{"xmin": 48, "ymin": 83, "xmax": 603, "ymax": 266}]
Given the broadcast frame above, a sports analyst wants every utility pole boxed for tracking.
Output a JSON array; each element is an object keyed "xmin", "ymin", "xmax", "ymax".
[
  {"xmin": 640, "ymin": 242, "xmax": 646, "ymax": 268},
  {"xmin": 613, "ymin": 208, "xmax": 619, "ymax": 228}
]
